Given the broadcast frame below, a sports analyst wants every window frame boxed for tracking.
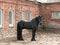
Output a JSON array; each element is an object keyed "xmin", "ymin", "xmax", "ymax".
[
  {"xmin": 28, "ymin": 10, "xmax": 32, "ymax": 21},
  {"xmin": 0, "ymin": 9, "xmax": 3, "ymax": 28},
  {"xmin": 52, "ymin": 12, "xmax": 60, "ymax": 19},
  {"xmin": 20, "ymin": 10, "xmax": 24, "ymax": 20},
  {"xmin": 9, "ymin": 10, "xmax": 14, "ymax": 27}
]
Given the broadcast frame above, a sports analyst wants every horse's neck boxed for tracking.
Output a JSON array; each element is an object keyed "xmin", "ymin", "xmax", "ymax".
[
  {"xmin": 31, "ymin": 17, "xmax": 39, "ymax": 25},
  {"xmin": 31, "ymin": 19, "xmax": 39, "ymax": 26}
]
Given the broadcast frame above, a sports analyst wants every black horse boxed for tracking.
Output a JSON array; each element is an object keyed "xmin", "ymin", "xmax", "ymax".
[{"xmin": 17, "ymin": 15, "xmax": 43, "ymax": 41}]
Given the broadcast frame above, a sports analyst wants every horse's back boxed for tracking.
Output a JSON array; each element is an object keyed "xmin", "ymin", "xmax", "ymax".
[
  {"xmin": 17, "ymin": 20, "xmax": 33, "ymax": 29},
  {"xmin": 17, "ymin": 20, "xmax": 25, "ymax": 26}
]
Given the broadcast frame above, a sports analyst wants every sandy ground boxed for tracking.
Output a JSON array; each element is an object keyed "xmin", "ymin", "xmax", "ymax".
[{"xmin": 0, "ymin": 28, "xmax": 60, "ymax": 45}]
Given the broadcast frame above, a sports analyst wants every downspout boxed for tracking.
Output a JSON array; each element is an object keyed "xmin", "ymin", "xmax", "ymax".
[{"xmin": 15, "ymin": 0, "xmax": 18, "ymax": 30}]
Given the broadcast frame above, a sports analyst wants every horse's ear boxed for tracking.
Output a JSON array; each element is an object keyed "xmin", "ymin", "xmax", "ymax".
[
  {"xmin": 40, "ymin": 15, "xmax": 43, "ymax": 17},
  {"xmin": 39, "ymin": 15, "xmax": 42, "ymax": 17}
]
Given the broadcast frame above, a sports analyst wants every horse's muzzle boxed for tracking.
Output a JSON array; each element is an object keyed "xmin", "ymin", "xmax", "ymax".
[{"xmin": 39, "ymin": 22, "xmax": 43, "ymax": 25}]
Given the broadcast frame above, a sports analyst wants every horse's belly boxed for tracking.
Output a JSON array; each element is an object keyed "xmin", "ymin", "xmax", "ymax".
[
  {"xmin": 23, "ymin": 26, "xmax": 32, "ymax": 29},
  {"xmin": 23, "ymin": 25, "xmax": 32, "ymax": 29}
]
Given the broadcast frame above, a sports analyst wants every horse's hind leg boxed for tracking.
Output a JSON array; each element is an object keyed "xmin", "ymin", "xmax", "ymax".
[
  {"xmin": 17, "ymin": 29, "xmax": 20, "ymax": 40},
  {"xmin": 31, "ymin": 28, "xmax": 36, "ymax": 41},
  {"xmin": 19, "ymin": 29, "xmax": 24, "ymax": 41},
  {"xmin": 17, "ymin": 28, "xmax": 24, "ymax": 41}
]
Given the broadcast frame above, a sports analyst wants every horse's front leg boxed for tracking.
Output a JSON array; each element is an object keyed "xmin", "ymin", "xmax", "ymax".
[{"xmin": 31, "ymin": 28, "xmax": 36, "ymax": 41}]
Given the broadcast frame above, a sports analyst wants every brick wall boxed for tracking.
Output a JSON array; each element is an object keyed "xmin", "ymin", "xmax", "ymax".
[
  {"xmin": 0, "ymin": 0, "xmax": 60, "ymax": 30},
  {"xmin": 40, "ymin": 2, "xmax": 60, "ymax": 23},
  {"xmin": 0, "ymin": 0, "xmax": 40, "ymax": 30}
]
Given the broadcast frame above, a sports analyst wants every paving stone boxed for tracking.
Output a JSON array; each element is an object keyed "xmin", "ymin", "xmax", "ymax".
[{"xmin": 0, "ymin": 29, "xmax": 60, "ymax": 45}]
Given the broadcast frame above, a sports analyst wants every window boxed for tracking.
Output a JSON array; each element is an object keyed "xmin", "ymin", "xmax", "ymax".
[
  {"xmin": 20, "ymin": 11, "xmax": 24, "ymax": 20},
  {"xmin": 9, "ymin": 10, "xmax": 14, "ymax": 27},
  {"xmin": 28, "ymin": 11, "xmax": 32, "ymax": 21},
  {"xmin": 52, "ymin": 12, "xmax": 60, "ymax": 19},
  {"xmin": 0, "ymin": 9, "xmax": 3, "ymax": 28},
  {"xmin": 29, "ymin": 0, "xmax": 35, "ymax": 1}
]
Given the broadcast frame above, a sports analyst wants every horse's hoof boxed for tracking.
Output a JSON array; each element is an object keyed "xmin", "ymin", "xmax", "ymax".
[
  {"xmin": 17, "ymin": 38, "xmax": 20, "ymax": 40},
  {"xmin": 31, "ymin": 39, "xmax": 36, "ymax": 41},
  {"xmin": 20, "ymin": 39, "xmax": 24, "ymax": 41}
]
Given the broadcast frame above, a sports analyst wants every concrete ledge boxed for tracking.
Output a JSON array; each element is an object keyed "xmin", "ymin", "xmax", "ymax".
[{"xmin": 43, "ymin": 21, "xmax": 60, "ymax": 29}]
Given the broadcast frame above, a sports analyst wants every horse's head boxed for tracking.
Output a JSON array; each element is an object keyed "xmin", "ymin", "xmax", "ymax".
[{"xmin": 37, "ymin": 15, "xmax": 43, "ymax": 25}]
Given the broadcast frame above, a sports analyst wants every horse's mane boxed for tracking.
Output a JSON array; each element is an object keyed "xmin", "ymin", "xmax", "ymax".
[{"xmin": 31, "ymin": 16, "xmax": 39, "ymax": 21}]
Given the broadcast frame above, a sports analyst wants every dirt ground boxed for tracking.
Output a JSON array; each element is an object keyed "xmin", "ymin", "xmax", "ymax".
[{"xmin": 0, "ymin": 28, "xmax": 60, "ymax": 45}]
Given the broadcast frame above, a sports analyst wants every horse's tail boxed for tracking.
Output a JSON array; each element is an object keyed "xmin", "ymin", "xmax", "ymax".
[
  {"xmin": 17, "ymin": 22, "xmax": 20, "ymax": 31},
  {"xmin": 17, "ymin": 22, "xmax": 21, "ymax": 40}
]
